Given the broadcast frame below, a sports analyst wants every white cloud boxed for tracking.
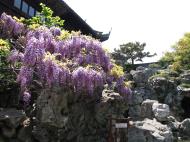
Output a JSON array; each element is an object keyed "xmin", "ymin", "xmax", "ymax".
[{"xmin": 64, "ymin": 0, "xmax": 190, "ymax": 63}]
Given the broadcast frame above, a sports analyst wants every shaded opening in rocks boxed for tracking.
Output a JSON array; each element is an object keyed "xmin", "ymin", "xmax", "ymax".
[{"xmin": 181, "ymin": 97, "xmax": 190, "ymax": 118}]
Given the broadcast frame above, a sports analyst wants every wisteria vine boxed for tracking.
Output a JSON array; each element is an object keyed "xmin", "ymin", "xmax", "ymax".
[{"xmin": 0, "ymin": 13, "xmax": 131, "ymax": 105}]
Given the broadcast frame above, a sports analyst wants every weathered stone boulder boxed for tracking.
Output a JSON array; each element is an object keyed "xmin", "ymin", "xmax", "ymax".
[
  {"xmin": 149, "ymin": 75, "xmax": 184, "ymax": 120},
  {"xmin": 17, "ymin": 126, "xmax": 33, "ymax": 142},
  {"xmin": 179, "ymin": 118, "xmax": 190, "ymax": 137},
  {"xmin": 129, "ymin": 105, "xmax": 141, "ymax": 119},
  {"xmin": 177, "ymin": 85, "xmax": 190, "ymax": 98},
  {"xmin": 0, "ymin": 81, "xmax": 20, "ymax": 108},
  {"xmin": 149, "ymin": 77, "xmax": 169, "ymax": 100},
  {"xmin": 130, "ymin": 67, "xmax": 156, "ymax": 86},
  {"xmin": 180, "ymin": 71, "xmax": 190, "ymax": 84},
  {"xmin": 128, "ymin": 118, "xmax": 173, "ymax": 142},
  {"xmin": 35, "ymin": 88, "xmax": 129, "ymax": 142},
  {"xmin": 128, "ymin": 87, "xmax": 145, "ymax": 119},
  {"xmin": 167, "ymin": 116, "xmax": 180, "ymax": 131},
  {"xmin": 124, "ymin": 72, "xmax": 133, "ymax": 81},
  {"xmin": 36, "ymin": 88, "xmax": 69, "ymax": 128},
  {"xmin": 129, "ymin": 87, "xmax": 144, "ymax": 105},
  {"xmin": 141, "ymin": 99, "xmax": 158, "ymax": 119},
  {"xmin": 152, "ymin": 103, "xmax": 170, "ymax": 122},
  {"xmin": 0, "ymin": 108, "xmax": 27, "ymax": 140},
  {"xmin": 136, "ymin": 66, "xmax": 146, "ymax": 71},
  {"xmin": 165, "ymin": 116, "xmax": 181, "ymax": 141},
  {"xmin": 0, "ymin": 108, "xmax": 26, "ymax": 128}
]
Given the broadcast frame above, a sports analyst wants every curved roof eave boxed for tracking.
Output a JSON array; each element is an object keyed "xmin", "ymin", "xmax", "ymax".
[{"xmin": 43, "ymin": 0, "xmax": 110, "ymax": 41}]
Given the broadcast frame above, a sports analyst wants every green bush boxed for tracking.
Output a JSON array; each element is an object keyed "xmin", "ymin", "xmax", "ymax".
[
  {"xmin": 0, "ymin": 39, "xmax": 10, "ymax": 67},
  {"xmin": 24, "ymin": 3, "xmax": 64, "ymax": 28},
  {"xmin": 160, "ymin": 33, "xmax": 190, "ymax": 72}
]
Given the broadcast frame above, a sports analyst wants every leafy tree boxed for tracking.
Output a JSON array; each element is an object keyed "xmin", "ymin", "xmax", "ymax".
[
  {"xmin": 172, "ymin": 33, "xmax": 190, "ymax": 70},
  {"xmin": 159, "ymin": 52, "xmax": 175, "ymax": 68},
  {"xmin": 112, "ymin": 41, "xmax": 156, "ymax": 66},
  {"xmin": 24, "ymin": 3, "xmax": 64, "ymax": 28},
  {"xmin": 160, "ymin": 33, "xmax": 190, "ymax": 71}
]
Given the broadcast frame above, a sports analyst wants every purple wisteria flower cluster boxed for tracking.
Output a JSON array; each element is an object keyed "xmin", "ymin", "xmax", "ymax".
[
  {"xmin": 0, "ymin": 13, "xmax": 131, "ymax": 105},
  {"xmin": 50, "ymin": 26, "xmax": 61, "ymax": 36},
  {"xmin": 0, "ymin": 12, "xmax": 25, "ymax": 37},
  {"xmin": 16, "ymin": 66, "xmax": 33, "ymax": 91},
  {"xmin": 116, "ymin": 77, "xmax": 132, "ymax": 98},
  {"xmin": 8, "ymin": 49, "xmax": 24, "ymax": 64},
  {"xmin": 72, "ymin": 67, "xmax": 104, "ymax": 95},
  {"xmin": 56, "ymin": 36, "xmax": 112, "ymax": 72}
]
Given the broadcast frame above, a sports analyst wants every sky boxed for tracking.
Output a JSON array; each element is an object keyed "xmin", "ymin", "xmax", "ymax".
[{"xmin": 64, "ymin": 0, "xmax": 190, "ymax": 63}]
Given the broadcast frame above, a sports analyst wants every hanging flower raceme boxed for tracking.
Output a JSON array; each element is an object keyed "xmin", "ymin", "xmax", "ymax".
[
  {"xmin": 16, "ymin": 66, "xmax": 33, "ymax": 90},
  {"xmin": 50, "ymin": 26, "xmax": 61, "ymax": 36},
  {"xmin": 58, "ymin": 35, "xmax": 112, "ymax": 72},
  {"xmin": 0, "ymin": 13, "xmax": 25, "ymax": 37},
  {"xmin": 23, "ymin": 37, "xmax": 45, "ymax": 66},
  {"xmin": 116, "ymin": 77, "xmax": 132, "ymax": 98},
  {"xmin": 59, "ymin": 66, "xmax": 71, "ymax": 87},
  {"xmin": 8, "ymin": 49, "xmax": 24, "ymax": 64},
  {"xmin": 44, "ymin": 59, "xmax": 60, "ymax": 87},
  {"xmin": 42, "ymin": 53, "xmax": 71, "ymax": 87},
  {"xmin": 27, "ymin": 27, "xmax": 58, "ymax": 54},
  {"xmin": 24, "ymin": 27, "xmax": 57, "ymax": 66},
  {"xmin": 72, "ymin": 67, "xmax": 104, "ymax": 95}
]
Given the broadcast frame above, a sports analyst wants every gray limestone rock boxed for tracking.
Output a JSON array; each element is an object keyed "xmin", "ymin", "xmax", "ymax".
[
  {"xmin": 177, "ymin": 85, "xmax": 190, "ymax": 97},
  {"xmin": 36, "ymin": 88, "xmax": 129, "ymax": 142},
  {"xmin": 180, "ymin": 118, "xmax": 190, "ymax": 137},
  {"xmin": 129, "ymin": 105, "xmax": 141, "ymax": 118},
  {"xmin": 0, "ymin": 108, "xmax": 26, "ymax": 128},
  {"xmin": 2, "ymin": 126, "xmax": 16, "ymax": 138},
  {"xmin": 129, "ymin": 88, "xmax": 144, "ymax": 105},
  {"xmin": 130, "ymin": 67, "xmax": 156, "ymax": 86},
  {"xmin": 128, "ymin": 118, "xmax": 173, "ymax": 142},
  {"xmin": 152, "ymin": 103, "xmax": 170, "ymax": 122},
  {"xmin": 180, "ymin": 71, "xmax": 190, "ymax": 84},
  {"xmin": 141, "ymin": 99, "xmax": 158, "ymax": 119},
  {"xmin": 36, "ymin": 88, "xmax": 69, "ymax": 128}
]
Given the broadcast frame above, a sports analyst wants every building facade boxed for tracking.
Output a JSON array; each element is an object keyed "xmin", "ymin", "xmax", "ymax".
[{"xmin": 0, "ymin": 0, "xmax": 110, "ymax": 41}]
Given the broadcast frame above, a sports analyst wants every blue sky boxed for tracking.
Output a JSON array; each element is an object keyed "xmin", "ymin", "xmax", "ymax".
[{"xmin": 64, "ymin": 0, "xmax": 190, "ymax": 63}]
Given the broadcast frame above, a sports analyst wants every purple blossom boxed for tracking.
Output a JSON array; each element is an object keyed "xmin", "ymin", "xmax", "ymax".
[
  {"xmin": 106, "ymin": 75, "xmax": 114, "ymax": 86},
  {"xmin": 50, "ymin": 26, "xmax": 61, "ymax": 36},
  {"xmin": 44, "ymin": 59, "xmax": 56, "ymax": 87},
  {"xmin": 22, "ymin": 91, "xmax": 31, "ymax": 106},
  {"xmin": 24, "ymin": 37, "xmax": 45, "ymax": 66},
  {"xmin": 119, "ymin": 86, "xmax": 131, "ymax": 96},
  {"xmin": 8, "ymin": 49, "xmax": 24, "ymax": 64},
  {"xmin": 43, "ymin": 58, "xmax": 71, "ymax": 87},
  {"xmin": 13, "ymin": 21, "xmax": 25, "ymax": 36},
  {"xmin": 55, "ymin": 35, "xmax": 111, "ymax": 72},
  {"xmin": 36, "ymin": 61, "xmax": 46, "ymax": 81},
  {"xmin": 72, "ymin": 67, "xmax": 104, "ymax": 95},
  {"xmin": 115, "ymin": 77, "xmax": 132, "ymax": 97},
  {"xmin": 0, "ymin": 13, "xmax": 25, "ymax": 36},
  {"xmin": 17, "ymin": 66, "xmax": 33, "ymax": 90},
  {"xmin": 59, "ymin": 67, "xmax": 70, "ymax": 86},
  {"xmin": 0, "ymin": 13, "xmax": 14, "ymax": 33},
  {"xmin": 76, "ymin": 54, "xmax": 84, "ymax": 64},
  {"xmin": 116, "ymin": 77, "xmax": 125, "ymax": 87},
  {"xmin": 45, "ymin": 39, "xmax": 58, "ymax": 53}
]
